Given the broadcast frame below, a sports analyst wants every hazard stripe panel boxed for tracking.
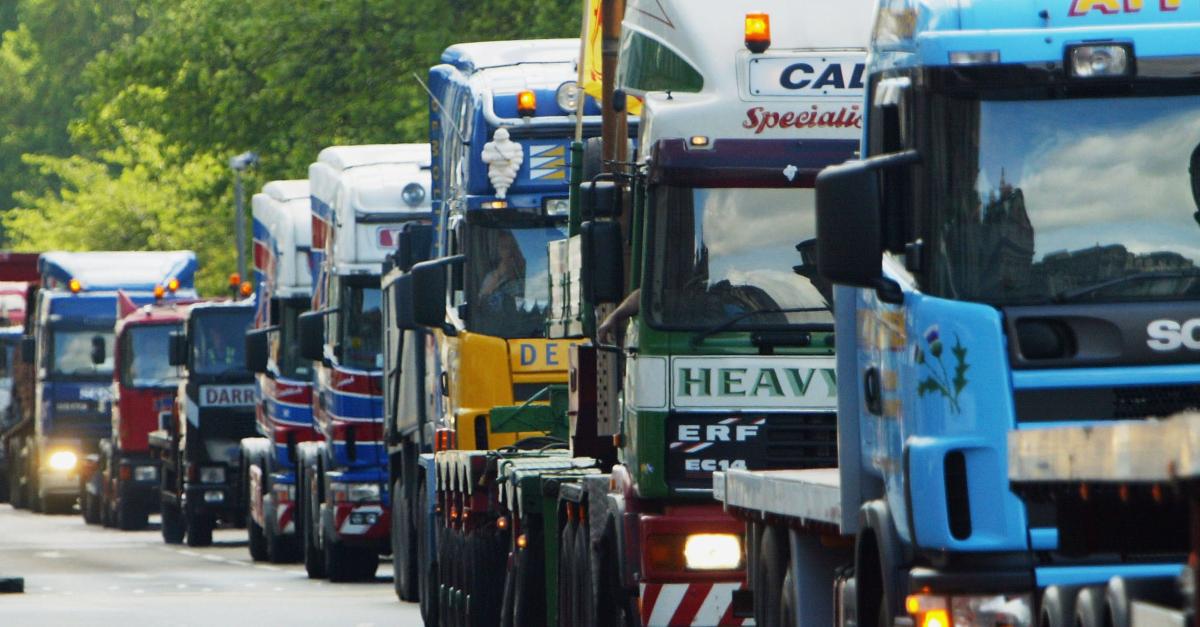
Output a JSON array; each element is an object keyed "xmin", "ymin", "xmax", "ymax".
[{"xmin": 639, "ymin": 582, "xmax": 753, "ymax": 627}]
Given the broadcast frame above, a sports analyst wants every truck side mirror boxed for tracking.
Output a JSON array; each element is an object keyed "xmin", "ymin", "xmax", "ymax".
[
  {"xmin": 581, "ymin": 221, "xmax": 624, "ymax": 304},
  {"xmin": 20, "ymin": 336, "xmax": 34, "ymax": 365},
  {"xmin": 167, "ymin": 331, "xmax": 187, "ymax": 367},
  {"xmin": 90, "ymin": 335, "xmax": 106, "ymax": 366},
  {"xmin": 815, "ymin": 151, "xmax": 918, "ymax": 292},
  {"xmin": 411, "ymin": 256, "xmax": 463, "ymax": 336},
  {"xmin": 245, "ymin": 327, "xmax": 271, "ymax": 373},
  {"xmin": 582, "ymin": 180, "xmax": 621, "ymax": 219},
  {"xmin": 392, "ymin": 274, "xmax": 417, "ymax": 330},
  {"xmin": 297, "ymin": 311, "xmax": 325, "ymax": 362}
]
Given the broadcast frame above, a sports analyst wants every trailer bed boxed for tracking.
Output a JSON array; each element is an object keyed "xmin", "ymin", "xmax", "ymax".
[
  {"xmin": 714, "ymin": 468, "xmax": 842, "ymax": 526},
  {"xmin": 1009, "ymin": 413, "xmax": 1200, "ymax": 484}
]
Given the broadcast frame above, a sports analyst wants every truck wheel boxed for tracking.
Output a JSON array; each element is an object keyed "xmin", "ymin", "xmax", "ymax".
[
  {"xmin": 8, "ymin": 446, "xmax": 25, "ymax": 509},
  {"xmin": 595, "ymin": 519, "xmax": 637, "ymax": 627},
  {"xmin": 416, "ymin": 478, "xmax": 439, "ymax": 624},
  {"xmin": 266, "ymin": 512, "xmax": 299, "ymax": 563},
  {"xmin": 185, "ymin": 509, "xmax": 214, "ymax": 547},
  {"xmin": 558, "ymin": 518, "xmax": 577, "ymax": 627},
  {"xmin": 575, "ymin": 516, "xmax": 594, "ymax": 627},
  {"xmin": 392, "ymin": 478, "xmax": 418, "ymax": 601},
  {"xmin": 302, "ymin": 465, "xmax": 326, "ymax": 579},
  {"xmin": 757, "ymin": 525, "xmax": 790, "ymax": 627},
  {"xmin": 82, "ymin": 484, "xmax": 100, "ymax": 525},
  {"xmin": 161, "ymin": 501, "xmax": 185, "ymax": 544},
  {"xmin": 116, "ymin": 498, "xmax": 148, "ymax": 531},
  {"xmin": 1074, "ymin": 586, "xmax": 1108, "ymax": 627},
  {"xmin": 247, "ymin": 504, "xmax": 268, "ymax": 561}
]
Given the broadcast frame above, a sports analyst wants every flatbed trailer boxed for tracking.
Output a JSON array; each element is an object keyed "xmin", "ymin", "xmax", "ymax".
[{"xmin": 1009, "ymin": 416, "xmax": 1200, "ymax": 627}]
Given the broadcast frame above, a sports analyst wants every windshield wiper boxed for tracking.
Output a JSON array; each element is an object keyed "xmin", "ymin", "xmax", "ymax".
[
  {"xmin": 1052, "ymin": 270, "xmax": 1200, "ymax": 303},
  {"xmin": 690, "ymin": 307, "xmax": 831, "ymax": 347}
]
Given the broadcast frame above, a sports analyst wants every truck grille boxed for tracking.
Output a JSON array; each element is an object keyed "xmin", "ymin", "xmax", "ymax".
[
  {"xmin": 1016, "ymin": 384, "xmax": 1200, "ymax": 423},
  {"xmin": 665, "ymin": 412, "xmax": 837, "ymax": 490}
]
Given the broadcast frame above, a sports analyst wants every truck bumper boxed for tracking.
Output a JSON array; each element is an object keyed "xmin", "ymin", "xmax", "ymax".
[
  {"xmin": 322, "ymin": 500, "xmax": 389, "ymax": 548},
  {"xmin": 637, "ymin": 504, "xmax": 750, "ymax": 627},
  {"xmin": 263, "ymin": 473, "xmax": 297, "ymax": 537},
  {"xmin": 38, "ymin": 467, "xmax": 80, "ymax": 497},
  {"xmin": 184, "ymin": 481, "xmax": 239, "ymax": 518}
]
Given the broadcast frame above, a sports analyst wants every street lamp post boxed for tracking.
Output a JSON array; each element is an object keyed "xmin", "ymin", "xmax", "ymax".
[{"xmin": 229, "ymin": 151, "xmax": 260, "ymax": 283}]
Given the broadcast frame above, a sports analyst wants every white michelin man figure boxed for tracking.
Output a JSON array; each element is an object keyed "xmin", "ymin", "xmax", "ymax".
[{"xmin": 481, "ymin": 127, "xmax": 524, "ymax": 199}]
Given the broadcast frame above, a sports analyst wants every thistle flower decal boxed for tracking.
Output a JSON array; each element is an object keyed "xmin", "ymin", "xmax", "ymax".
[{"xmin": 915, "ymin": 325, "xmax": 969, "ymax": 414}]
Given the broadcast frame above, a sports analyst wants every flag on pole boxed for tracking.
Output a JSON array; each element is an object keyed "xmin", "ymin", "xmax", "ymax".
[{"xmin": 581, "ymin": 0, "xmax": 642, "ymax": 116}]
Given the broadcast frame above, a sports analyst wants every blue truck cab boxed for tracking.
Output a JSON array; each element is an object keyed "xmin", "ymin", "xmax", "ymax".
[
  {"xmin": 811, "ymin": 2, "xmax": 1200, "ymax": 625},
  {"xmin": 13, "ymin": 251, "xmax": 196, "ymax": 514}
]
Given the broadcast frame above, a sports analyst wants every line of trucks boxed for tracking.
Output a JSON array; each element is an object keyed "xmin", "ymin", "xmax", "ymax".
[{"xmin": 7, "ymin": 2, "xmax": 1200, "ymax": 627}]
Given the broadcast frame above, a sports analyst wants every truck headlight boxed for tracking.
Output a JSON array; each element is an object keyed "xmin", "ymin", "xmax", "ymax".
[
  {"xmin": 333, "ymin": 482, "xmax": 380, "ymax": 504},
  {"xmin": 48, "ymin": 450, "xmax": 77, "ymax": 471},
  {"xmin": 542, "ymin": 197, "xmax": 570, "ymax": 216},
  {"xmin": 907, "ymin": 593, "xmax": 1033, "ymax": 627},
  {"xmin": 134, "ymin": 465, "xmax": 158, "ymax": 482},
  {"xmin": 683, "ymin": 533, "xmax": 742, "ymax": 571},
  {"xmin": 199, "ymin": 466, "xmax": 226, "ymax": 484}
]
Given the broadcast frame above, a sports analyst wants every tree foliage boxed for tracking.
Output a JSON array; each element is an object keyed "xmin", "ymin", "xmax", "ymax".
[{"xmin": 0, "ymin": 0, "xmax": 582, "ymax": 292}]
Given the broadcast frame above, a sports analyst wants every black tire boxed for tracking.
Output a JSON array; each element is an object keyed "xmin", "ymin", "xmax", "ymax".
[
  {"xmin": 26, "ymin": 454, "xmax": 41, "ymax": 513},
  {"xmin": 265, "ymin": 499, "xmax": 299, "ymax": 563},
  {"xmin": 595, "ymin": 519, "xmax": 637, "ymax": 627},
  {"xmin": 326, "ymin": 538, "xmax": 379, "ymax": 582},
  {"xmin": 392, "ymin": 478, "xmax": 418, "ymax": 601},
  {"xmin": 302, "ymin": 462, "xmax": 327, "ymax": 579},
  {"xmin": 1040, "ymin": 585, "xmax": 1081, "ymax": 627},
  {"xmin": 558, "ymin": 519, "xmax": 577, "ymax": 627},
  {"xmin": 161, "ymin": 501, "xmax": 185, "ymax": 544},
  {"xmin": 82, "ymin": 484, "xmax": 100, "ymax": 525},
  {"xmin": 757, "ymin": 525, "xmax": 790, "ymax": 627},
  {"xmin": 417, "ymin": 477, "xmax": 438, "ymax": 625},
  {"xmin": 1075, "ymin": 586, "xmax": 1108, "ymax": 627},
  {"xmin": 574, "ymin": 516, "xmax": 594, "ymax": 627},
  {"xmin": 247, "ymin": 505, "xmax": 268, "ymax": 561},
  {"xmin": 116, "ymin": 497, "xmax": 148, "ymax": 531},
  {"xmin": 8, "ymin": 446, "xmax": 25, "ymax": 510},
  {"xmin": 185, "ymin": 508, "xmax": 214, "ymax": 547}
]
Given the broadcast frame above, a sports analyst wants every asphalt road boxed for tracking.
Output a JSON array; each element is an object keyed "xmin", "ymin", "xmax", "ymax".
[{"xmin": 0, "ymin": 504, "xmax": 423, "ymax": 626}]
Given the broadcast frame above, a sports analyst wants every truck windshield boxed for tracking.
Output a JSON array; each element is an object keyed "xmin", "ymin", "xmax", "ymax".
[
  {"xmin": 340, "ymin": 281, "xmax": 382, "ymax": 370},
  {"xmin": 50, "ymin": 329, "xmax": 114, "ymax": 377},
  {"xmin": 926, "ymin": 93, "xmax": 1200, "ymax": 305},
  {"xmin": 123, "ymin": 324, "xmax": 180, "ymax": 388},
  {"xmin": 277, "ymin": 299, "xmax": 311, "ymax": 379},
  {"xmin": 465, "ymin": 221, "xmax": 567, "ymax": 339},
  {"xmin": 191, "ymin": 310, "xmax": 252, "ymax": 376},
  {"xmin": 646, "ymin": 187, "xmax": 832, "ymax": 329}
]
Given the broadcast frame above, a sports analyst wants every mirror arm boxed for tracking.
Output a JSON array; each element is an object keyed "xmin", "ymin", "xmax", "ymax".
[
  {"xmin": 873, "ymin": 277, "xmax": 904, "ymax": 305},
  {"xmin": 442, "ymin": 322, "xmax": 459, "ymax": 338}
]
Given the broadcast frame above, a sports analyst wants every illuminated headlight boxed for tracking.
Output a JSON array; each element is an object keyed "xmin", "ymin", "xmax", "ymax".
[
  {"xmin": 134, "ymin": 465, "xmax": 158, "ymax": 482},
  {"xmin": 48, "ymin": 450, "xmax": 78, "ymax": 471},
  {"xmin": 555, "ymin": 81, "xmax": 581, "ymax": 112},
  {"xmin": 482, "ymin": 200, "xmax": 509, "ymax": 210},
  {"xmin": 683, "ymin": 533, "xmax": 742, "ymax": 571},
  {"xmin": 542, "ymin": 198, "xmax": 570, "ymax": 216},
  {"xmin": 1068, "ymin": 44, "xmax": 1132, "ymax": 79},
  {"xmin": 203, "ymin": 490, "xmax": 225, "ymax": 503},
  {"xmin": 332, "ymin": 482, "xmax": 381, "ymax": 504},
  {"xmin": 402, "ymin": 183, "xmax": 425, "ymax": 207},
  {"xmin": 199, "ymin": 466, "xmax": 226, "ymax": 484},
  {"xmin": 906, "ymin": 593, "xmax": 1032, "ymax": 627}
]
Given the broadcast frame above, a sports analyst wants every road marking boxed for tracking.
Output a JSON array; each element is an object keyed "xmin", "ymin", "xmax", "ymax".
[
  {"xmin": 35, "ymin": 551, "xmax": 64, "ymax": 559},
  {"xmin": 203, "ymin": 554, "xmax": 224, "ymax": 562},
  {"xmin": 201, "ymin": 587, "xmax": 213, "ymax": 593},
  {"xmin": 176, "ymin": 583, "xmax": 188, "ymax": 589},
  {"xmin": 273, "ymin": 586, "xmax": 284, "ymax": 592},
  {"xmin": 256, "ymin": 565, "xmax": 281, "ymax": 572}
]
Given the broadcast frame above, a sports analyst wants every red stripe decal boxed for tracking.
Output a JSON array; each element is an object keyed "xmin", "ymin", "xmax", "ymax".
[
  {"xmin": 672, "ymin": 583, "xmax": 713, "ymax": 626},
  {"xmin": 641, "ymin": 583, "xmax": 662, "ymax": 625},
  {"xmin": 719, "ymin": 586, "xmax": 743, "ymax": 626}
]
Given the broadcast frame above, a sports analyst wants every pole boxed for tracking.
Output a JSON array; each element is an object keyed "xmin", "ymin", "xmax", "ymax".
[{"xmin": 235, "ymin": 170, "xmax": 246, "ymax": 282}]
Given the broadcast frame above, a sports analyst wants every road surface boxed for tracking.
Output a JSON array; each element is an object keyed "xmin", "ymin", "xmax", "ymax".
[{"xmin": 0, "ymin": 504, "xmax": 423, "ymax": 625}]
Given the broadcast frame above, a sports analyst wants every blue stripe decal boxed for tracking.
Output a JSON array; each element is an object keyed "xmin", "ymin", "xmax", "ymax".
[
  {"xmin": 1012, "ymin": 364, "xmax": 1200, "ymax": 390},
  {"xmin": 1035, "ymin": 563, "xmax": 1183, "ymax": 588},
  {"xmin": 326, "ymin": 389, "xmax": 382, "ymax": 420}
]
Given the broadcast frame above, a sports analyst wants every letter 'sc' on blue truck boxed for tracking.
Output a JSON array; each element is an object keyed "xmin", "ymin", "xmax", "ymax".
[
  {"xmin": 4, "ymin": 251, "xmax": 197, "ymax": 514},
  {"xmin": 717, "ymin": 2, "xmax": 1200, "ymax": 626}
]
